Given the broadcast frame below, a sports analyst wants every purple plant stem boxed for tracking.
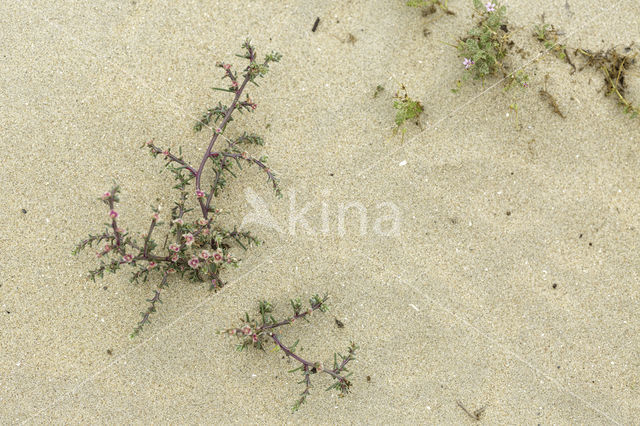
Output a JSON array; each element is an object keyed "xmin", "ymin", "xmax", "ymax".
[
  {"xmin": 195, "ymin": 61, "xmax": 254, "ymax": 219},
  {"xmin": 269, "ymin": 334, "xmax": 350, "ymax": 382}
]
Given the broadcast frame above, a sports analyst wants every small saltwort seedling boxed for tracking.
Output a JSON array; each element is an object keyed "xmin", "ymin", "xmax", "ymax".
[
  {"xmin": 533, "ymin": 23, "xmax": 567, "ymax": 60},
  {"xmin": 73, "ymin": 40, "xmax": 282, "ymax": 337},
  {"xmin": 393, "ymin": 84, "xmax": 424, "ymax": 136},
  {"xmin": 221, "ymin": 295, "xmax": 357, "ymax": 411}
]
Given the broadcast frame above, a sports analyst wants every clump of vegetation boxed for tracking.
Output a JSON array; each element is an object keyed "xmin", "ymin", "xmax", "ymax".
[
  {"xmin": 73, "ymin": 40, "xmax": 282, "ymax": 337},
  {"xmin": 393, "ymin": 85, "xmax": 424, "ymax": 135},
  {"xmin": 456, "ymin": 0, "xmax": 510, "ymax": 81},
  {"xmin": 221, "ymin": 295, "xmax": 358, "ymax": 411},
  {"xmin": 406, "ymin": 0, "xmax": 454, "ymax": 15},
  {"xmin": 576, "ymin": 47, "xmax": 639, "ymax": 118},
  {"xmin": 533, "ymin": 23, "xmax": 567, "ymax": 60}
]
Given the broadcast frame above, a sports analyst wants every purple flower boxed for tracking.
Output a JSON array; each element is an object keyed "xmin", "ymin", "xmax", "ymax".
[
  {"xmin": 485, "ymin": 2, "xmax": 496, "ymax": 12},
  {"xmin": 463, "ymin": 58, "xmax": 475, "ymax": 70}
]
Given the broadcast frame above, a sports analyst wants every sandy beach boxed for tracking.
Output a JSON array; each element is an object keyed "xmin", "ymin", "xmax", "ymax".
[{"xmin": 1, "ymin": 0, "xmax": 639, "ymax": 423}]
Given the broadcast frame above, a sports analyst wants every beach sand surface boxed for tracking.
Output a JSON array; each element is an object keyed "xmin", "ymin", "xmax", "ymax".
[{"xmin": 1, "ymin": 0, "xmax": 639, "ymax": 423}]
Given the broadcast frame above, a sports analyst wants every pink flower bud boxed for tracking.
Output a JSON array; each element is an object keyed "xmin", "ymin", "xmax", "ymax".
[
  {"xmin": 151, "ymin": 212, "xmax": 159, "ymax": 221},
  {"xmin": 251, "ymin": 334, "xmax": 258, "ymax": 343},
  {"xmin": 147, "ymin": 261, "xmax": 157, "ymax": 269},
  {"xmin": 109, "ymin": 210, "xmax": 118, "ymax": 219},
  {"xmin": 122, "ymin": 254, "xmax": 133, "ymax": 263},
  {"xmin": 195, "ymin": 189, "xmax": 205, "ymax": 198},
  {"xmin": 215, "ymin": 128, "xmax": 222, "ymax": 134},
  {"xmin": 162, "ymin": 150, "xmax": 169, "ymax": 157},
  {"xmin": 251, "ymin": 104, "xmax": 257, "ymax": 110},
  {"xmin": 101, "ymin": 191, "xmax": 111, "ymax": 200}
]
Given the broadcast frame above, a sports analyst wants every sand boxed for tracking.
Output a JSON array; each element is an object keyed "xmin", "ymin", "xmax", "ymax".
[{"xmin": 1, "ymin": 0, "xmax": 639, "ymax": 423}]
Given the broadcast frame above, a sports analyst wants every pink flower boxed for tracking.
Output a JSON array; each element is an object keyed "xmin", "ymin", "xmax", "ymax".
[
  {"xmin": 109, "ymin": 210, "xmax": 118, "ymax": 219},
  {"xmin": 241, "ymin": 151, "xmax": 249, "ymax": 160},
  {"xmin": 168, "ymin": 243, "xmax": 180, "ymax": 252},
  {"xmin": 222, "ymin": 64, "xmax": 231, "ymax": 70},
  {"xmin": 103, "ymin": 244, "xmax": 111, "ymax": 252},
  {"xmin": 167, "ymin": 268, "xmax": 176, "ymax": 274},
  {"xmin": 231, "ymin": 81, "xmax": 238, "ymax": 88},
  {"xmin": 162, "ymin": 150, "xmax": 170, "ymax": 157},
  {"xmin": 202, "ymin": 228, "xmax": 210, "ymax": 236},
  {"xmin": 463, "ymin": 58, "xmax": 474, "ymax": 69},
  {"xmin": 200, "ymin": 250, "xmax": 211, "ymax": 260},
  {"xmin": 151, "ymin": 212, "xmax": 159, "ymax": 221},
  {"xmin": 228, "ymin": 329, "xmax": 236, "ymax": 335},
  {"xmin": 241, "ymin": 325, "xmax": 252, "ymax": 335},
  {"xmin": 215, "ymin": 128, "xmax": 222, "ymax": 134},
  {"xmin": 183, "ymin": 233, "xmax": 194, "ymax": 246},
  {"xmin": 197, "ymin": 218, "xmax": 208, "ymax": 226},
  {"xmin": 171, "ymin": 253, "xmax": 179, "ymax": 262},
  {"xmin": 122, "ymin": 254, "xmax": 133, "ymax": 263},
  {"xmin": 173, "ymin": 218, "xmax": 184, "ymax": 225},
  {"xmin": 251, "ymin": 334, "xmax": 258, "ymax": 343},
  {"xmin": 147, "ymin": 261, "xmax": 157, "ymax": 269},
  {"xmin": 251, "ymin": 104, "xmax": 257, "ymax": 110},
  {"xmin": 485, "ymin": 1, "xmax": 496, "ymax": 12},
  {"xmin": 213, "ymin": 251, "xmax": 223, "ymax": 263},
  {"xmin": 195, "ymin": 189, "xmax": 205, "ymax": 198},
  {"xmin": 188, "ymin": 256, "xmax": 200, "ymax": 269},
  {"xmin": 101, "ymin": 191, "xmax": 111, "ymax": 200}
]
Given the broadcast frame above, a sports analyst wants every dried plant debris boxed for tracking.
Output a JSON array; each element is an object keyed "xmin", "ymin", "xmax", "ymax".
[
  {"xmin": 539, "ymin": 75, "xmax": 565, "ymax": 118},
  {"xmin": 576, "ymin": 46, "xmax": 639, "ymax": 118}
]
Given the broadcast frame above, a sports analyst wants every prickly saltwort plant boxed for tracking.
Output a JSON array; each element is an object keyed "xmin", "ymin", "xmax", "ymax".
[
  {"xmin": 73, "ymin": 40, "xmax": 282, "ymax": 337},
  {"xmin": 220, "ymin": 295, "xmax": 357, "ymax": 411}
]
